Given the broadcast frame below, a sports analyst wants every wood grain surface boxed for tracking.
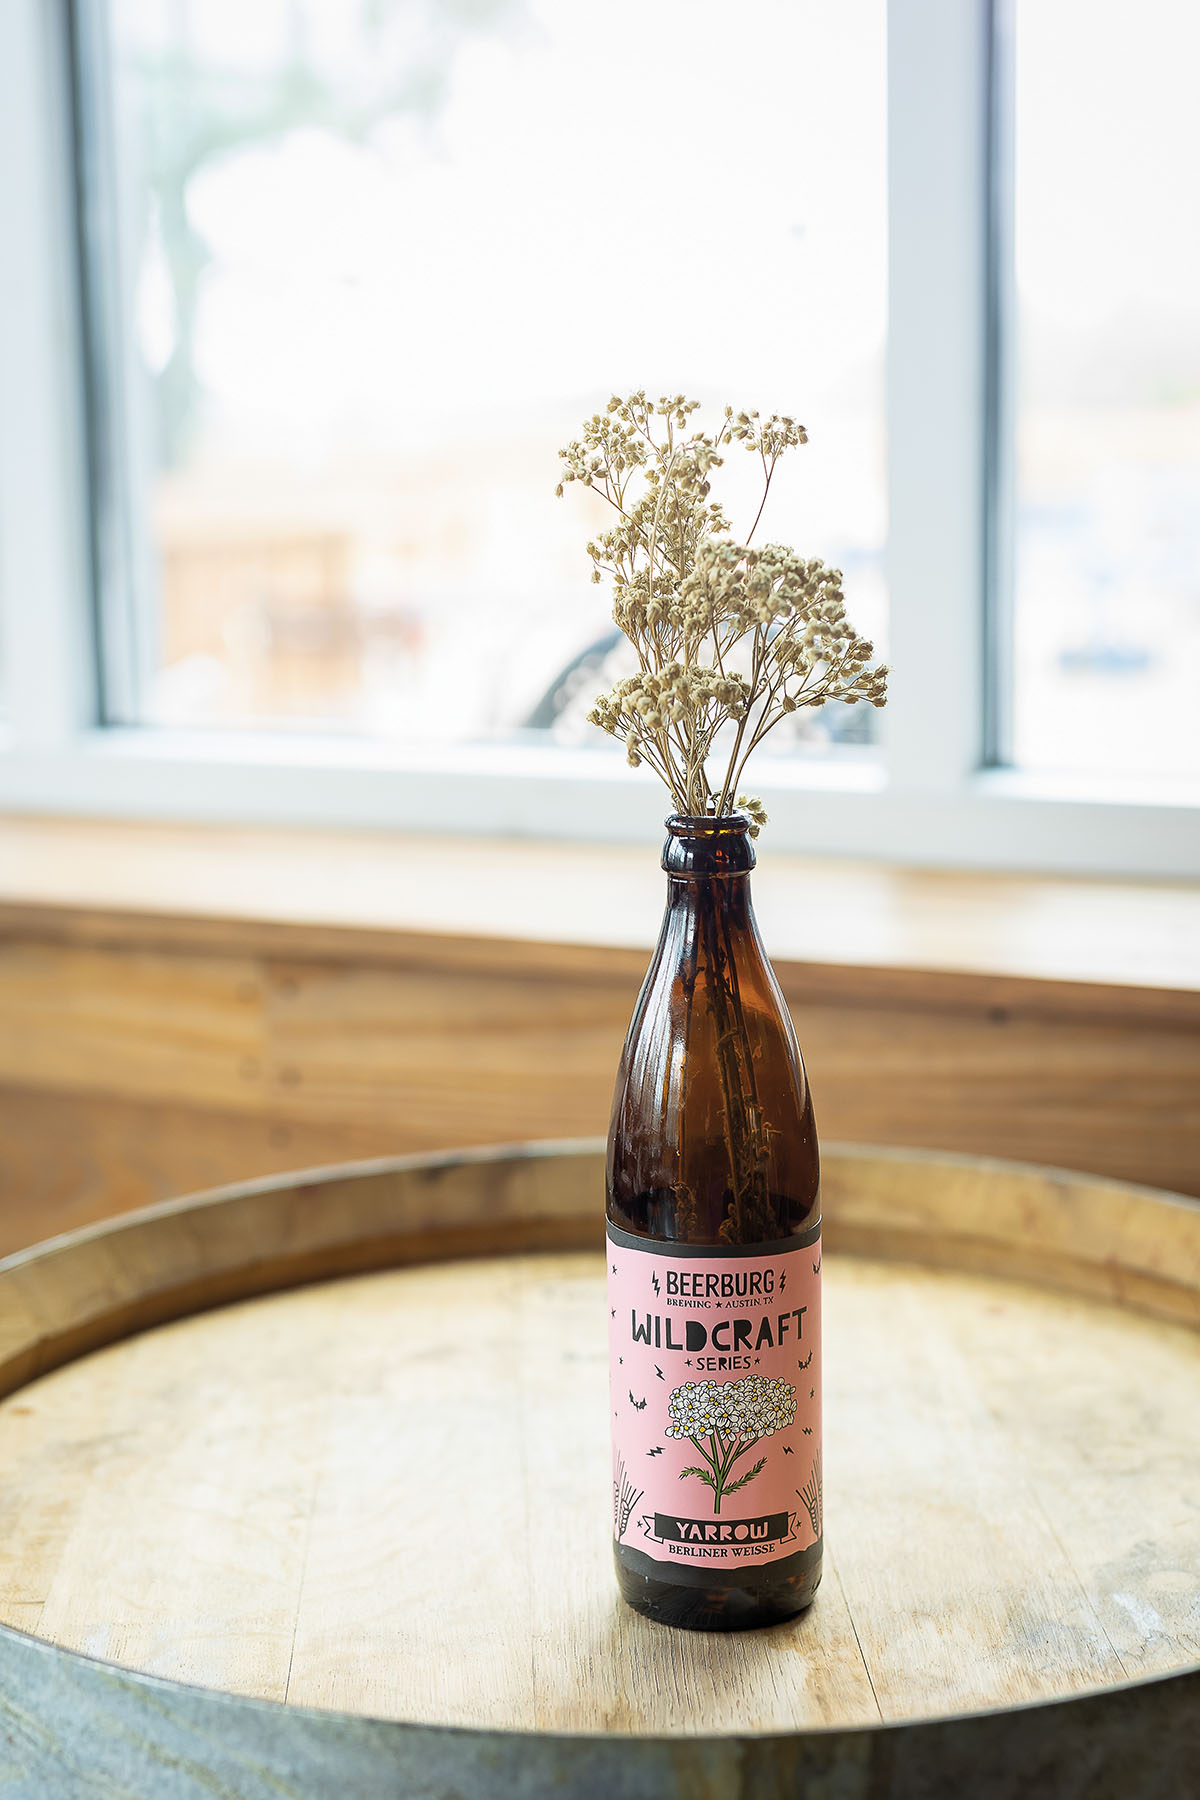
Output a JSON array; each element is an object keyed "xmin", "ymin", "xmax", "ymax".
[
  {"xmin": 1, "ymin": 889, "xmax": 1198, "ymax": 1258},
  {"xmin": 1, "ymin": 1143, "xmax": 1198, "ymax": 1739}
]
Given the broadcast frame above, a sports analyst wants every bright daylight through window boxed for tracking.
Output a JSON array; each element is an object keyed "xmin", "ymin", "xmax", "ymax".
[
  {"xmin": 1010, "ymin": 0, "xmax": 1200, "ymax": 785},
  {"xmin": 101, "ymin": 0, "xmax": 887, "ymax": 758},
  {"xmin": 0, "ymin": 0, "xmax": 1196, "ymax": 874}
]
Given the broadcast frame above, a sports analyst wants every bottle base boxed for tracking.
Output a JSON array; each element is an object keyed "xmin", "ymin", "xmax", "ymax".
[{"xmin": 614, "ymin": 1541, "xmax": 822, "ymax": 1632}]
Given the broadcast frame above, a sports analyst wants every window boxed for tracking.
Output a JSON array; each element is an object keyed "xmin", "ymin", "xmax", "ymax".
[
  {"xmin": 1008, "ymin": 0, "xmax": 1200, "ymax": 786},
  {"xmin": 95, "ymin": 0, "xmax": 887, "ymax": 759},
  {"xmin": 0, "ymin": 0, "xmax": 1196, "ymax": 873}
]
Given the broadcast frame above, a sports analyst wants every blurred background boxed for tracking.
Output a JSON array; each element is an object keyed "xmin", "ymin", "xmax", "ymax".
[
  {"xmin": 82, "ymin": 0, "xmax": 1199, "ymax": 777},
  {"xmin": 0, "ymin": 0, "xmax": 1197, "ymax": 1247},
  {"xmin": 99, "ymin": 0, "xmax": 889, "ymax": 752}
]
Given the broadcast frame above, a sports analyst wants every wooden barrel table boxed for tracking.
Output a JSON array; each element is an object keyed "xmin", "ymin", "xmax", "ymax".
[{"xmin": 2, "ymin": 1140, "xmax": 1199, "ymax": 1798}]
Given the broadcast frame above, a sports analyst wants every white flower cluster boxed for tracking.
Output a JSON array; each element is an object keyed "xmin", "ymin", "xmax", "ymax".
[
  {"xmin": 665, "ymin": 1375, "xmax": 797, "ymax": 1444},
  {"xmin": 559, "ymin": 392, "xmax": 889, "ymax": 822}
]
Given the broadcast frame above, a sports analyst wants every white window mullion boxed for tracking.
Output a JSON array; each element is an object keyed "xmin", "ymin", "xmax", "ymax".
[
  {"xmin": 885, "ymin": 0, "xmax": 992, "ymax": 795},
  {"xmin": 0, "ymin": 0, "xmax": 94, "ymax": 749}
]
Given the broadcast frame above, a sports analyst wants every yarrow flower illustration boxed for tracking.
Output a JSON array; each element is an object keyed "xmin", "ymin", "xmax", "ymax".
[
  {"xmin": 665, "ymin": 1375, "xmax": 797, "ymax": 1514},
  {"xmin": 558, "ymin": 391, "xmax": 889, "ymax": 829}
]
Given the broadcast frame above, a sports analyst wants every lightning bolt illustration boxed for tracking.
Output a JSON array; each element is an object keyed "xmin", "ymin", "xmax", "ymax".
[
  {"xmin": 780, "ymin": 1269, "xmax": 787, "ymax": 1291},
  {"xmin": 651, "ymin": 1272, "xmax": 660, "ymax": 1295},
  {"xmin": 654, "ymin": 1365, "xmax": 664, "ymax": 1380},
  {"xmin": 647, "ymin": 1447, "xmax": 663, "ymax": 1457}
]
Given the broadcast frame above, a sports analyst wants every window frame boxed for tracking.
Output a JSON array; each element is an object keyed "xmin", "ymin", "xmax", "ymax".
[{"xmin": 0, "ymin": 0, "xmax": 1197, "ymax": 877}]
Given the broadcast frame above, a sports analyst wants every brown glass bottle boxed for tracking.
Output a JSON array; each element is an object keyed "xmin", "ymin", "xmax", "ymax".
[{"xmin": 606, "ymin": 814, "xmax": 822, "ymax": 1631}]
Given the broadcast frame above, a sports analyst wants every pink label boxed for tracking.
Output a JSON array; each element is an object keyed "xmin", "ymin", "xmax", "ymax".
[{"xmin": 608, "ymin": 1223, "xmax": 822, "ymax": 1574}]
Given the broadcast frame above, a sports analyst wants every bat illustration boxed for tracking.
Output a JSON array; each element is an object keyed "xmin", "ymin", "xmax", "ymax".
[
  {"xmin": 797, "ymin": 1350, "xmax": 813, "ymax": 1370},
  {"xmin": 654, "ymin": 1365, "xmax": 665, "ymax": 1380},
  {"xmin": 813, "ymin": 1255, "xmax": 822, "ymax": 1275},
  {"xmin": 629, "ymin": 1391, "xmax": 647, "ymax": 1411}
]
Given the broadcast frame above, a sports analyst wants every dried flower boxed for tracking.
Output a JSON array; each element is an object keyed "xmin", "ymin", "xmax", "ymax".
[{"xmin": 560, "ymin": 393, "xmax": 889, "ymax": 825}]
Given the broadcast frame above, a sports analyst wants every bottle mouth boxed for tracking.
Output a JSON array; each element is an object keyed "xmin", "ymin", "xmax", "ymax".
[
  {"xmin": 662, "ymin": 813, "xmax": 755, "ymax": 875},
  {"xmin": 665, "ymin": 812, "xmax": 750, "ymax": 838}
]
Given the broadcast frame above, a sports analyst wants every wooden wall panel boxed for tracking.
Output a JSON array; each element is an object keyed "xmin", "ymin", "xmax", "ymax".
[
  {"xmin": 793, "ymin": 997, "xmax": 1198, "ymax": 1195},
  {"xmin": 0, "ymin": 1088, "xmax": 402, "ymax": 1259},
  {"xmin": 0, "ymin": 903, "xmax": 1196, "ymax": 1257},
  {"xmin": 258, "ymin": 958, "xmax": 632, "ymax": 1135},
  {"xmin": 0, "ymin": 939, "xmax": 266, "ymax": 1112}
]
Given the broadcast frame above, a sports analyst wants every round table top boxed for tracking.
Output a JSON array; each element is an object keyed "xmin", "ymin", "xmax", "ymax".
[{"xmin": 2, "ymin": 1142, "xmax": 1199, "ymax": 1738}]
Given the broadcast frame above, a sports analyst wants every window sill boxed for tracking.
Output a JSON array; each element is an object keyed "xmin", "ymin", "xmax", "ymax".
[{"xmin": 0, "ymin": 812, "xmax": 1196, "ymax": 1003}]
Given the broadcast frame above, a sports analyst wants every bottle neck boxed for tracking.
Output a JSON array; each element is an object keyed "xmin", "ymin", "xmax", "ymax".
[
  {"xmin": 658, "ymin": 820, "xmax": 759, "ymax": 957},
  {"xmin": 659, "ymin": 814, "xmax": 757, "ymax": 939},
  {"xmin": 664, "ymin": 870, "xmax": 752, "ymax": 929}
]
